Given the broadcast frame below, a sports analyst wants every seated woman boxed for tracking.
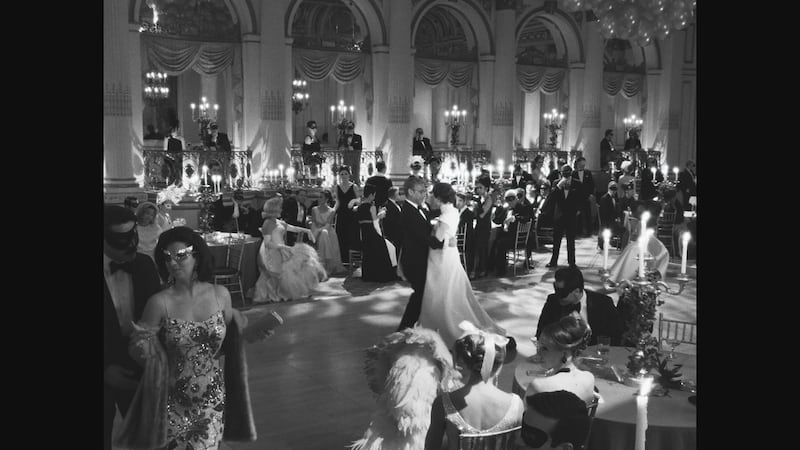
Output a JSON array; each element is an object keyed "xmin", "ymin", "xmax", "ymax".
[
  {"xmin": 525, "ymin": 312, "xmax": 596, "ymax": 406},
  {"xmin": 253, "ymin": 197, "xmax": 327, "ymax": 303},
  {"xmin": 310, "ymin": 190, "xmax": 346, "ymax": 275},
  {"xmin": 357, "ymin": 183, "xmax": 397, "ymax": 282},
  {"xmin": 607, "ymin": 206, "xmax": 669, "ymax": 284},
  {"xmin": 425, "ymin": 321, "xmax": 524, "ymax": 450},
  {"xmin": 135, "ymin": 201, "xmax": 162, "ymax": 263}
]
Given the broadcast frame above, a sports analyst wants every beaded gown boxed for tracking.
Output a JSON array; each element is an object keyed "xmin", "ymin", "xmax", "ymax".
[
  {"xmin": 441, "ymin": 392, "xmax": 524, "ymax": 450},
  {"xmin": 158, "ymin": 301, "xmax": 227, "ymax": 449}
]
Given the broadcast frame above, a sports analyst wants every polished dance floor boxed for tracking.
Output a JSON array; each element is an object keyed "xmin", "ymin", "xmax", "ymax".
[{"xmin": 113, "ymin": 236, "xmax": 697, "ymax": 450}]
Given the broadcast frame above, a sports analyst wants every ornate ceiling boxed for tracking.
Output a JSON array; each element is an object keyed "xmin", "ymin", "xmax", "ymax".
[
  {"xmin": 414, "ymin": 6, "xmax": 476, "ymax": 61},
  {"xmin": 291, "ymin": 0, "xmax": 370, "ymax": 53},
  {"xmin": 138, "ymin": 0, "xmax": 240, "ymax": 42},
  {"xmin": 516, "ymin": 18, "xmax": 566, "ymax": 67},
  {"xmin": 603, "ymin": 38, "xmax": 645, "ymax": 73}
]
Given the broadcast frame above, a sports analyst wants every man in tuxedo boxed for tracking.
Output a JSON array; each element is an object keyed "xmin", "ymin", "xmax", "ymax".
[
  {"xmin": 103, "ymin": 205, "xmax": 162, "ymax": 450},
  {"xmin": 677, "ymin": 159, "xmax": 697, "ymax": 205},
  {"xmin": 208, "ymin": 123, "xmax": 232, "ymax": 152},
  {"xmin": 511, "ymin": 163, "xmax": 534, "ymax": 189},
  {"xmin": 456, "ymin": 192, "xmax": 476, "ymax": 275},
  {"xmin": 383, "ymin": 186, "xmax": 404, "ymax": 260},
  {"xmin": 546, "ymin": 158, "xmax": 565, "ymax": 187},
  {"xmin": 490, "ymin": 189, "xmax": 533, "ymax": 276},
  {"xmin": 598, "ymin": 181, "xmax": 629, "ymax": 249},
  {"xmin": 546, "ymin": 165, "xmax": 581, "ymax": 269},
  {"xmin": 397, "ymin": 176, "xmax": 449, "ymax": 331},
  {"xmin": 471, "ymin": 176, "xmax": 494, "ymax": 278},
  {"xmin": 571, "ymin": 157, "xmax": 595, "ymax": 237},
  {"xmin": 640, "ymin": 157, "xmax": 664, "ymax": 201},
  {"xmin": 281, "ymin": 189, "xmax": 308, "ymax": 245},
  {"xmin": 412, "ymin": 127, "xmax": 434, "ymax": 163},
  {"xmin": 366, "ymin": 161, "xmax": 393, "ymax": 208},
  {"xmin": 600, "ymin": 129, "xmax": 618, "ymax": 170},
  {"xmin": 535, "ymin": 266, "xmax": 624, "ymax": 346}
]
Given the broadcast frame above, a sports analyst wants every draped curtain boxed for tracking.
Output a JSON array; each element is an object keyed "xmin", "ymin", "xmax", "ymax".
[
  {"xmin": 414, "ymin": 58, "xmax": 475, "ymax": 88},
  {"xmin": 142, "ymin": 35, "xmax": 236, "ymax": 75},
  {"xmin": 293, "ymin": 49, "xmax": 366, "ymax": 84},
  {"xmin": 603, "ymin": 72, "xmax": 643, "ymax": 98},
  {"xmin": 516, "ymin": 65, "xmax": 566, "ymax": 94}
]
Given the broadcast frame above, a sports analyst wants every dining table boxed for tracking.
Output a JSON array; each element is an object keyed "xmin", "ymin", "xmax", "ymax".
[
  {"xmin": 513, "ymin": 345, "xmax": 696, "ymax": 450},
  {"xmin": 203, "ymin": 231, "xmax": 262, "ymax": 302}
]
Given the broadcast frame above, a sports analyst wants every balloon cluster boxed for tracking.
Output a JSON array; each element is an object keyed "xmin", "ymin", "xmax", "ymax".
[{"xmin": 557, "ymin": 0, "xmax": 696, "ymax": 47}]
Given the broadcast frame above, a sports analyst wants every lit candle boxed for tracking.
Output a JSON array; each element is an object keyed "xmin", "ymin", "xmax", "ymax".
[
  {"xmin": 635, "ymin": 376, "xmax": 653, "ymax": 450},
  {"xmin": 497, "ymin": 159, "xmax": 504, "ymax": 179},
  {"xmin": 639, "ymin": 211, "xmax": 650, "ymax": 278},
  {"xmin": 202, "ymin": 165, "xmax": 208, "ymax": 185},
  {"xmin": 672, "ymin": 166, "xmax": 679, "ymax": 181},
  {"xmin": 229, "ymin": 175, "xmax": 233, "ymax": 188},
  {"xmin": 278, "ymin": 164, "xmax": 284, "ymax": 183},
  {"xmin": 681, "ymin": 232, "xmax": 691, "ymax": 274},
  {"xmin": 650, "ymin": 167, "xmax": 657, "ymax": 179},
  {"xmin": 488, "ymin": 164, "xmax": 493, "ymax": 180},
  {"xmin": 602, "ymin": 229, "xmax": 611, "ymax": 270}
]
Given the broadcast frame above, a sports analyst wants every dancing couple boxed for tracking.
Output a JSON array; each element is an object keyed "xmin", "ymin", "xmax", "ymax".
[{"xmin": 397, "ymin": 177, "xmax": 514, "ymax": 349}]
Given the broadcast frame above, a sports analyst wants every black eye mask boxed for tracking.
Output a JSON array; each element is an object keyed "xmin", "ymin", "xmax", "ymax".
[
  {"xmin": 520, "ymin": 421, "xmax": 549, "ymax": 448},
  {"xmin": 105, "ymin": 226, "xmax": 139, "ymax": 251}
]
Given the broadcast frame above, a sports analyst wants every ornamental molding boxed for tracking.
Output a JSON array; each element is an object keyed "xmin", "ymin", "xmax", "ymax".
[
  {"xmin": 104, "ymin": 83, "xmax": 132, "ymax": 117},
  {"xmin": 389, "ymin": 96, "xmax": 411, "ymax": 123},
  {"xmin": 492, "ymin": 101, "xmax": 513, "ymax": 126},
  {"xmin": 261, "ymin": 90, "xmax": 285, "ymax": 121}
]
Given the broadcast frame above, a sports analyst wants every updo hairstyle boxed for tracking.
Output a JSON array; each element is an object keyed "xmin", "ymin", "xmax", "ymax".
[
  {"xmin": 539, "ymin": 312, "xmax": 592, "ymax": 358},
  {"xmin": 453, "ymin": 332, "xmax": 506, "ymax": 379},
  {"xmin": 431, "ymin": 182, "xmax": 456, "ymax": 205}
]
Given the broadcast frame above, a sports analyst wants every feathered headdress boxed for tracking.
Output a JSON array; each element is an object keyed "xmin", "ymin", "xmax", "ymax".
[
  {"xmin": 156, "ymin": 184, "xmax": 186, "ymax": 206},
  {"xmin": 350, "ymin": 327, "xmax": 458, "ymax": 450}
]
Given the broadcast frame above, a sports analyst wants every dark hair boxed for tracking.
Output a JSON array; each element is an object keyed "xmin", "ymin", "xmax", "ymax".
[
  {"xmin": 104, "ymin": 205, "xmax": 136, "ymax": 237},
  {"xmin": 154, "ymin": 226, "xmax": 213, "ymax": 282},
  {"xmin": 476, "ymin": 175, "xmax": 491, "ymax": 189},
  {"xmin": 207, "ymin": 160, "xmax": 222, "ymax": 170},
  {"xmin": 453, "ymin": 333, "xmax": 506, "ymax": 379},
  {"xmin": 306, "ymin": 120, "xmax": 317, "ymax": 128},
  {"xmin": 575, "ymin": 157, "xmax": 586, "ymax": 164},
  {"xmin": 375, "ymin": 161, "xmax": 387, "ymax": 173},
  {"xmin": 525, "ymin": 390, "xmax": 590, "ymax": 448},
  {"xmin": 363, "ymin": 183, "xmax": 377, "ymax": 198},
  {"xmin": 432, "ymin": 182, "xmax": 455, "ymax": 204},
  {"xmin": 604, "ymin": 129, "xmax": 614, "ymax": 137},
  {"xmin": 554, "ymin": 266, "xmax": 584, "ymax": 292},
  {"xmin": 514, "ymin": 164, "xmax": 522, "ymax": 172},
  {"xmin": 403, "ymin": 175, "xmax": 425, "ymax": 194},
  {"xmin": 124, "ymin": 196, "xmax": 140, "ymax": 209},
  {"xmin": 322, "ymin": 190, "xmax": 334, "ymax": 205},
  {"xmin": 456, "ymin": 192, "xmax": 469, "ymax": 201},
  {"xmin": 210, "ymin": 123, "xmax": 219, "ymax": 130},
  {"xmin": 540, "ymin": 312, "xmax": 592, "ymax": 357},
  {"xmin": 388, "ymin": 186, "xmax": 399, "ymax": 198},
  {"xmin": 338, "ymin": 165, "xmax": 351, "ymax": 175},
  {"xmin": 429, "ymin": 156, "xmax": 442, "ymax": 165}
]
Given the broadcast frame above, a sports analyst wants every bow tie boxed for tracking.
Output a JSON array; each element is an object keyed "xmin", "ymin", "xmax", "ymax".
[{"xmin": 109, "ymin": 260, "xmax": 134, "ymax": 274}]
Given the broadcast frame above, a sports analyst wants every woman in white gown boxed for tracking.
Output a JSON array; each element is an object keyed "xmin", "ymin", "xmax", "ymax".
[
  {"xmin": 310, "ymin": 190, "xmax": 346, "ymax": 275},
  {"xmin": 607, "ymin": 214, "xmax": 669, "ymax": 283},
  {"xmin": 418, "ymin": 183, "xmax": 507, "ymax": 348}
]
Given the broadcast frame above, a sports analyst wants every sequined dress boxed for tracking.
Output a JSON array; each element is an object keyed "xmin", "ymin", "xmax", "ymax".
[
  {"xmin": 442, "ymin": 392, "xmax": 523, "ymax": 450},
  {"xmin": 159, "ymin": 304, "xmax": 227, "ymax": 450}
]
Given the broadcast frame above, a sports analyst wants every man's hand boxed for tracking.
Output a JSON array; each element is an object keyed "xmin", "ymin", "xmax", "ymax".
[
  {"xmin": 104, "ymin": 364, "xmax": 139, "ymax": 390},
  {"xmin": 447, "ymin": 237, "xmax": 457, "ymax": 248}
]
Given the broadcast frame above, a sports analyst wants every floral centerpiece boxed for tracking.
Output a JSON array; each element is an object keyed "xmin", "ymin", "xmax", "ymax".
[{"xmin": 195, "ymin": 185, "xmax": 221, "ymax": 234}]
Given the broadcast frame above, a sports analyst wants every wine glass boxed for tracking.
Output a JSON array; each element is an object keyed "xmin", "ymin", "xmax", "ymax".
[
  {"xmin": 664, "ymin": 338, "xmax": 682, "ymax": 360},
  {"xmin": 596, "ymin": 336, "xmax": 611, "ymax": 363}
]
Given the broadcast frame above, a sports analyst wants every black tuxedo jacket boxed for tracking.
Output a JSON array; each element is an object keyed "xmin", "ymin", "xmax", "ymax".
[
  {"xmin": 412, "ymin": 137, "xmax": 433, "ymax": 161},
  {"xmin": 366, "ymin": 175, "xmax": 393, "ymax": 208},
  {"xmin": 640, "ymin": 169, "xmax": 664, "ymax": 201},
  {"xmin": 351, "ymin": 133, "xmax": 363, "ymax": 151},
  {"xmin": 598, "ymin": 192, "xmax": 623, "ymax": 227},
  {"xmin": 281, "ymin": 197, "xmax": 307, "ymax": 227},
  {"xmin": 459, "ymin": 207, "xmax": 476, "ymax": 250},
  {"xmin": 103, "ymin": 253, "xmax": 162, "ymax": 373},
  {"xmin": 677, "ymin": 169, "xmax": 697, "ymax": 200},
  {"xmin": 399, "ymin": 202, "xmax": 444, "ymax": 283},
  {"xmin": 572, "ymin": 170, "xmax": 595, "ymax": 200},
  {"xmin": 549, "ymin": 183, "xmax": 582, "ymax": 225},
  {"xmin": 600, "ymin": 138, "xmax": 618, "ymax": 168},
  {"xmin": 383, "ymin": 200, "xmax": 403, "ymax": 247},
  {"xmin": 493, "ymin": 203, "xmax": 532, "ymax": 236},
  {"xmin": 535, "ymin": 290, "xmax": 624, "ymax": 346},
  {"xmin": 211, "ymin": 133, "xmax": 232, "ymax": 152},
  {"xmin": 510, "ymin": 172, "xmax": 534, "ymax": 189}
]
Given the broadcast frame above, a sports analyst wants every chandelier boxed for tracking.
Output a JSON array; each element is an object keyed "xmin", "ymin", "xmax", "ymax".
[
  {"xmin": 143, "ymin": 71, "xmax": 169, "ymax": 106},
  {"xmin": 292, "ymin": 73, "xmax": 310, "ymax": 115},
  {"xmin": 557, "ymin": 0, "xmax": 697, "ymax": 47},
  {"xmin": 190, "ymin": 97, "xmax": 218, "ymax": 143},
  {"xmin": 623, "ymin": 114, "xmax": 643, "ymax": 135}
]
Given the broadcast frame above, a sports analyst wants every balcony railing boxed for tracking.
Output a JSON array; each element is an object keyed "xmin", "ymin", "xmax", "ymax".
[{"xmin": 142, "ymin": 144, "xmax": 253, "ymax": 191}]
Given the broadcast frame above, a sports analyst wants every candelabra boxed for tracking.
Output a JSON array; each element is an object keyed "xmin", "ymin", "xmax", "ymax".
[
  {"xmin": 190, "ymin": 97, "xmax": 218, "ymax": 144},
  {"xmin": 444, "ymin": 105, "xmax": 467, "ymax": 146},
  {"xmin": 623, "ymin": 114, "xmax": 644, "ymax": 139},
  {"xmin": 292, "ymin": 73, "xmax": 310, "ymax": 115},
  {"xmin": 330, "ymin": 100, "xmax": 355, "ymax": 146},
  {"xmin": 143, "ymin": 71, "xmax": 169, "ymax": 107},
  {"xmin": 543, "ymin": 109, "xmax": 564, "ymax": 149},
  {"xmin": 196, "ymin": 184, "xmax": 222, "ymax": 235}
]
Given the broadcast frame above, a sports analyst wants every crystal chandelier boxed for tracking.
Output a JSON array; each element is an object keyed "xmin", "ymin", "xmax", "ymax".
[
  {"xmin": 143, "ymin": 71, "xmax": 169, "ymax": 106},
  {"xmin": 557, "ymin": 0, "xmax": 697, "ymax": 47},
  {"xmin": 292, "ymin": 73, "xmax": 310, "ymax": 115}
]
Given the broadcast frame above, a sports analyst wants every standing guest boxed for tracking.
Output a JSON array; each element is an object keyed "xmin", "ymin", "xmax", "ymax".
[
  {"xmin": 412, "ymin": 127, "xmax": 434, "ymax": 163},
  {"xmin": 302, "ymin": 120, "xmax": 321, "ymax": 181},
  {"xmin": 163, "ymin": 124, "xmax": 185, "ymax": 186},
  {"xmin": 281, "ymin": 188, "xmax": 308, "ymax": 246},
  {"xmin": 640, "ymin": 157, "xmax": 664, "ymax": 201},
  {"xmin": 310, "ymin": 190, "xmax": 346, "ymax": 275},
  {"xmin": 546, "ymin": 165, "xmax": 581, "ymax": 269},
  {"xmin": 530, "ymin": 155, "xmax": 547, "ymax": 188},
  {"xmin": 103, "ymin": 206, "xmax": 162, "ymax": 450},
  {"xmin": 383, "ymin": 186, "xmax": 404, "ymax": 260},
  {"xmin": 511, "ymin": 163, "xmax": 534, "ymax": 189},
  {"xmin": 546, "ymin": 158, "xmax": 565, "ymax": 187},
  {"xmin": 340, "ymin": 121, "xmax": 363, "ymax": 182},
  {"xmin": 456, "ymin": 192, "xmax": 476, "ymax": 275},
  {"xmin": 600, "ymin": 129, "xmax": 618, "ymax": 170},
  {"xmin": 617, "ymin": 161, "xmax": 636, "ymax": 189},
  {"xmin": 677, "ymin": 159, "xmax": 697, "ymax": 205},
  {"xmin": 470, "ymin": 176, "xmax": 494, "ymax": 279},
  {"xmin": 428, "ymin": 156, "xmax": 443, "ymax": 183},
  {"xmin": 365, "ymin": 161, "xmax": 393, "ymax": 208},
  {"xmin": 135, "ymin": 201, "xmax": 163, "ymax": 263},
  {"xmin": 572, "ymin": 157, "xmax": 595, "ymax": 237},
  {"xmin": 253, "ymin": 197, "xmax": 326, "ymax": 303},
  {"xmin": 357, "ymin": 184, "xmax": 398, "ymax": 282},
  {"xmin": 490, "ymin": 189, "xmax": 532, "ymax": 276},
  {"xmin": 155, "ymin": 195, "xmax": 176, "ymax": 231},
  {"xmin": 334, "ymin": 165, "xmax": 362, "ymax": 264},
  {"xmin": 535, "ymin": 266, "xmax": 624, "ymax": 346},
  {"xmin": 208, "ymin": 123, "xmax": 232, "ymax": 152},
  {"xmin": 121, "ymin": 227, "xmax": 253, "ymax": 450},
  {"xmin": 425, "ymin": 323, "xmax": 523, "ymax": 450},
  {"xmin": 598, "ymin": 181, "xmax": 629, "ymax": 249}
]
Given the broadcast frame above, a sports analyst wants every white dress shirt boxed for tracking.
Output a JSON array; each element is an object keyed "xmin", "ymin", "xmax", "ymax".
[
  {"xmin": 405, "ymin": 199, "xmax": 428, "ymax": 220},
  {"xmin": 296, "ymin": 200, "xmax": 305, "ymax": 223},
  {"xmin": 103, "ymin": 253, "xmax": 135, "ymax": 336}
]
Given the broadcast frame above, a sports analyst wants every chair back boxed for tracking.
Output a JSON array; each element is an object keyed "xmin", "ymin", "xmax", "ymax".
[
  {"xmin": 458, "ymin": 426, "xmax": 521, "ymax": 450},
  {"xmin": 582, "ymin": 396, "xmax": 600, "ymax": 450},
  {"xmin": 658, "ymin": 313, "xmax": 697, "ymax": 345},
  {"xmin": 514, "ymin": 221, "xmax": 532, "ymax": 252},
  {"xmin": 226, "ymin": 235, "xmax": 247, "ymax": 271}
]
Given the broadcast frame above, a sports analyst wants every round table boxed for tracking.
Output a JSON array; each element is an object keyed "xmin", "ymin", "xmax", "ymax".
[
  {"xmin": 204, "ymin": 232, "xmax": 261, "ymax": 301},
  {"xmin": 513, "ymin": 346, "xmax": 696, "ymax": 450}
]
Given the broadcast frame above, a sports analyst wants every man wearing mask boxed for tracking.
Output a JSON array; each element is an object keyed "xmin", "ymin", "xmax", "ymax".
[
  {"xmin": 490, "ymin": 189, "xmax": 532, "ymax": 276},
  {"xmin": 571, "ymin": 157, "xmax": 595, "ymax": 237},
  {"xmin": 600, "ymin": 129, "xmax": 617, "ymax": 170},
  {"xmin": 546, "ymin": 165, "xmax": 581, "ymax": 269},
  {"xmin": 208, "ymin": 123, "xmax": 232, "ymax": 152},
  {"xmin": 456, "ymin": 192, "xmax": 476, "ymax": 276},
  {"xmin": 598, "ymin": 181, "xmax": 629, "ymax": 249},
  {"xmin": 411, "ymin": 127, "xmax": 433, "ymax": 163},
  {"xmin": 511, "ymin": 163, "xmax": 534, "ymax": 189},
  {"xmin": 535, "ymin": 266, "xmax": 623, "ymax": 346},
  {"xmin": 103, "ymin": 206, "xmax": 162, "ymax": 450}
]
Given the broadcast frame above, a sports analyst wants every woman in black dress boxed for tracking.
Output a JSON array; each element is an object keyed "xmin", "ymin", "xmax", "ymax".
[
  {"xmin": 357, "ymin": 184, "xmax": 396, "ymax": 282},
  {"xmin": 334, "ymin": 165, "xmax": 361, "ymax": 263},
  {"xmin": 163, "ymin": 124, "xmax": 184, "ymax": 186}
]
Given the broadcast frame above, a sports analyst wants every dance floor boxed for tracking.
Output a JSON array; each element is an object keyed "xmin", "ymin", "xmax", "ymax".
[{"xmin": 113, "ymin": 236, "xmax": 697, "ymax": 450}]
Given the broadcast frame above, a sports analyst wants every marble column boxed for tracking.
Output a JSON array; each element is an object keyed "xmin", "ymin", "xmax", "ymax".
[
  {"xmin": 240, "ymin": 34, "xmax": 261, "ymax": 173},
  {"xmin": 566, "ymin": 62, "xmax": 585, "ymax": 152},
  {"xmin": 643, "ymin": 70, "xmax": 661, "ymax": 151},
  {"xmin": 476, "ymin": 54, "xmax": 495, "ymax": 153},
  {"xmin": 384, "ymin": 0, "xmax": 414, "ymax": 177},
  {"xmin": 653, "ymin": 31, "xmax": 686, "ymax": 168},
  {"xmin": 104, "ymin": 0, "xmax": 141, "ymax": 203},
  {"xmin": 371, "ymin": 45, "xmax": 390, "ymax": 171},
  {"xmin": 490, "ymin": 3, "xmax": 516, "ymax": 167},
  {"xmin": 128, "ymin": 24, "xmax": 146, "ymax": 186},
  {"xmin": 578, "ymin": 19, "xmax": 604, "ymax": 170}
]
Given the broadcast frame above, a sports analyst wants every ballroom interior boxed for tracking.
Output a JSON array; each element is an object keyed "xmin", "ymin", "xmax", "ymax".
[{"xmin": 104, "ymin": 1, "xmax": 697, "ymax": 449}]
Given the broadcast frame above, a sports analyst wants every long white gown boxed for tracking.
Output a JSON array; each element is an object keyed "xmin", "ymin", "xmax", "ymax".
[
  {"xmin": 607, "ymin": 235, "xmax": 670, "ymax": 283},
  {"xmin": 418, "ymin": 203, "xmax": 506, "ymax": 348}
]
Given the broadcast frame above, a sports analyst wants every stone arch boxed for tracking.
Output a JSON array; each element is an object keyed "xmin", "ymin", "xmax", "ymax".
[
  {"xmin": 285, "ymin": 0, "xmax": 387, "ymax": 46},
  {"xmin": 129, "ymin": 0, "xmax": 258, "ymax": 35},
  {"xmin": 411, "ymin": 0, "xmax": 494, "ymax": 55},
  {"xmin": 516, "ymin": 7, "xmax": 583, "ymax": 64}
]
